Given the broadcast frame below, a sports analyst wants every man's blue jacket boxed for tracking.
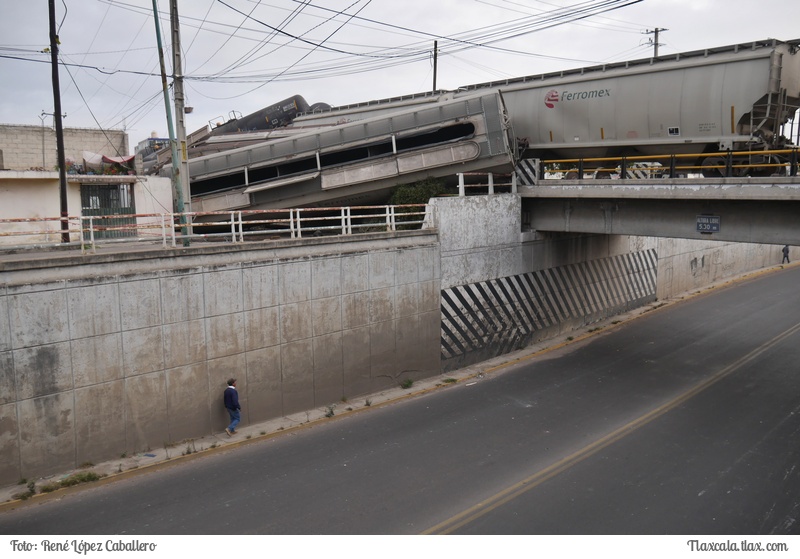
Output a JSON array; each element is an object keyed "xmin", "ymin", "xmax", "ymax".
[{"xmin": 224, "ymin": 386, "xmax": 240, "ymax": 411}]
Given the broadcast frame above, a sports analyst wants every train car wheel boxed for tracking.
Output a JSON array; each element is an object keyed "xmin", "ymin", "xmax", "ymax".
[{"xmin": 701, "ymin": 156, "xmax": 726, "ymax": 177}]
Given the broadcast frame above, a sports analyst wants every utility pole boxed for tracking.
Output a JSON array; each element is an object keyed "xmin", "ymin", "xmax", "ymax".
[
  {"xmin": 151, "ymin": 0, "xmax": 188, "ymax": 245},
  {"xmin": 644, "ymin": 28, "xmax": 667, "ymax": 57},
  {"xmin": 432, "ymin": 40, "xmax": 438, "ymax": 93},
  {"xmin": 48, "ymin": 0, "xmax": 70, "ymax": 243},
  {"xmin": 170, "ymin": 0, "xmax": 191, "ymax": 222}
]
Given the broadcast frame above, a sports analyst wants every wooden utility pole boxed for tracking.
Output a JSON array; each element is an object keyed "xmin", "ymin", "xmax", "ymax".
[
  {"xmin": 48, "ymin": 0, "xmax": 69, "ymax": 243},
  {"xmin": 645, "ymin": 28, "xmax": 668, "ymax": 57},
  {"xmin": 151, "ymin": 0, "xmax": 188, "ymax": 245},
  {"xmin": 432, "ymin": 40, "xmax": 438, "ymax": 93},
  {"xmin": 170, "ymin": 0, "xmax": 191, "ymax": 219}
]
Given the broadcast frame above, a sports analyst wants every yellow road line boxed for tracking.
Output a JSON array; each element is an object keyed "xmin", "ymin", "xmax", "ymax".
[{"xmin": 423, "ymin": 321, "xmax": 800, "ymax": 534}]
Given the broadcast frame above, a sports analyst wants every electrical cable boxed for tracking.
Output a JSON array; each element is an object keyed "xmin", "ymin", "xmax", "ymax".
[
  {"xmin": 170, "ymin": 0, "xmax": 639, "ymax": 89},
  {"xmin": 62, "ymin": 60, "xmax": 173, "ymax": 213},
  {"xmin": 204, "ymin": 0, "xmax": 313, "ymax": 78},
  {"xmin": 2, "ymin": 0, "xmax": 658, "ymax": 138}
]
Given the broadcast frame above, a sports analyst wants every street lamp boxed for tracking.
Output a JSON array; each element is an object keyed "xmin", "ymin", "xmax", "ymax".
[
  {"xmin": 39, "ymin": 112, "xmax": 47, "ymax": 169},
  {"xmin": 38, "ymin": 111, "xmax": 66, "ymax": 171}
]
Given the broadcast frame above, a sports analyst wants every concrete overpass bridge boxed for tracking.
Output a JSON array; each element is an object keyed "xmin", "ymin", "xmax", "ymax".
[
  {"xmin": 518, "ymin": 176, "xmax": 800, "ymax": 245},
  {"xmin": 0, "ymin": 187, "xmax": 793, "ymax": 486}
]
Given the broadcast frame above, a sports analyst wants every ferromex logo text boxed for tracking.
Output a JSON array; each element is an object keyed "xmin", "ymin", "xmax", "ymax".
[{"xmin": 544, "ymin": 88, "xmax": 611, "ymax": 109}]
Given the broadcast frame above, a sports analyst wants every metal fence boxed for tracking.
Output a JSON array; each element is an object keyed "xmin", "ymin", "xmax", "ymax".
[
  {"xmin": 455, "ymin": 172, "xmax": 517, "ymax": 195},
  {"xmin": 0, "ymin": 204, "xmax": 434, "ymax": 254},
  {"xmin": 529, "ymin": 148, "xmax": 800, "ymax": 182}
]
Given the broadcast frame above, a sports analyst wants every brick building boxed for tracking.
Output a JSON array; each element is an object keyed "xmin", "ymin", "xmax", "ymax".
[
  {"xmin": 0, "ymin": 123, "xmax": 128, "ymax": 171},
  {"xmin": 0, "ymin": 124, "xmax": 171, "ymax": 247}
]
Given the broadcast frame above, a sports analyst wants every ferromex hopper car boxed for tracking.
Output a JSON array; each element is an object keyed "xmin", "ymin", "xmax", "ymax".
[{"xmin": 458, "ymin": 38, "xmax": 800, "ymax": 176}]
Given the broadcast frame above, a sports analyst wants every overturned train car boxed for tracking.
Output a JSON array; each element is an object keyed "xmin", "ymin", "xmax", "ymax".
[
  {"xmin": 185, "ymin": 90, "xmax": 518, "ymax": 214},
  {"xmin": 178, "ymin": 37, "xmax": 800, "ymax": 211}
]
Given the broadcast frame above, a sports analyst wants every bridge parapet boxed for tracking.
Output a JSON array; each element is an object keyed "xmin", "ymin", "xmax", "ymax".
[{"xmin": 520, "ymin": 177, "xmax": 800, "ymax": 201}]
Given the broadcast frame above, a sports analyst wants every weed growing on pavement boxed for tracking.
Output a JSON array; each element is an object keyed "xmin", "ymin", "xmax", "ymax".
[
  {"xmin": 12, "ymin": 481, "xmax": 36, "ymax": 500},
  {"xmin": 60, "ymin": 471, "xmax": 101, "ymax": 486},
  {"xmin": 37, "ymin": 472, "xmax": 103, "ymax": 495}
]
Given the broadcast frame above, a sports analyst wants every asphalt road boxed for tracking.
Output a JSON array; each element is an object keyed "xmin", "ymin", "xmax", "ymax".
[{"xmin": 1, "ymin": 265, "xmax": 799, "ymax": 535}]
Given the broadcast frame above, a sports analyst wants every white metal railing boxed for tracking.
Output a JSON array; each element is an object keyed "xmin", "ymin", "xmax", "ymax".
[
  {"xmin": 0, "ymin": 204, "xmax": 435, "ymax": 254},
  {"xmin": 456, "ymin": 172, "xmax": 517, "ymax": 195}
]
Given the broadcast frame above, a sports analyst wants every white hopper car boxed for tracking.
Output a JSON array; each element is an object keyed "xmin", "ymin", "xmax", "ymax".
[
  {"xmin": 291, "ymin": 38, "xmax": 800, "ymax": 177},
  {"xmin": 181, "ymin": 37, "xmax": 800, "ymax": 209},
  {"xmin": 457, "ymin": 38, "xmax": 800, "ymax": 176}
]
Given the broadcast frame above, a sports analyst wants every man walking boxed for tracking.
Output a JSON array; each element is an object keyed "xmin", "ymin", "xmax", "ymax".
[
  {"xmin": 224, "ymin": 378, "xmax": 241, "ymax": 436},
  {"xmin": 782, "ymin": 245, "xmax": 790, "ymax": 264}
]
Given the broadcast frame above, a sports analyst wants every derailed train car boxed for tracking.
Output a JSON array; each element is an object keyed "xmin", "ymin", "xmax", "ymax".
[
  {"xmin": 287, "ymin": 38, "xmax": 800, "ymax": 178},
  {"xmin": 178, "ymin": 37, "xmax": 800, "ymax": 210},
  {"xmin": 457, "ymin": 38, "xmax": 800, "ymax": 176},
  {"xmin": 186, "ymin": 90, "xmax": 518, "ymax": 214},
  {"xmin": 208, "ymin": 94, "xmax": 328, "ymax": 135}
]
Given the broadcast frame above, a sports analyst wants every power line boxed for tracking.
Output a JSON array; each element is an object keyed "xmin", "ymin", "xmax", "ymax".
[
  {"xmin": 643, "ymin": 27, "xmax": 668, "ymax": 57},
  {"xmin": 3, "ymin": 0, "xmax": 657, "ymax": 134},
  {"xmin": 221, "ymin": 0, "xmax": 375, "ymax": 98},
  {"xmin": 61, "ymin": 60, "xmax": 132, "ymax": 163},
  {"xmin": 183, "ymin": 0, "xmax": 643, "ymax": 86},
  {"xmin": 203, "ymin": 0, "xmax": 314, "ymax": 78},
  {"xmin": 1, "ymin": 0, "xmax": 641, "ymax": 86}
]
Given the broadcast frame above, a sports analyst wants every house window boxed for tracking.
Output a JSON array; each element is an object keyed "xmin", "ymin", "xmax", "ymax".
[{"xmin": 80, "ymin": 183, "xmax": 136, "ymax": 238}]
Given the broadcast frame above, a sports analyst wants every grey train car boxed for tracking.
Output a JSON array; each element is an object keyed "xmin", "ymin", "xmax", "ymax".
[
  {"xmin": 186, "ymin": 90, "xmax": 518, "ymax": 214},
  {"xmin": 291, "ymin": 38, "xmax": 800, "ymax": 178},
  {"xmin": 457, "ymin": 38, "xmax": 800, "ymax": 176},
  {"xmin": 207, "ymin": 94, "xmax": 333, "ymax": 136},
  {"xmin": 179, "ymin": 37, "xmax": 800, "ymax": 210}
]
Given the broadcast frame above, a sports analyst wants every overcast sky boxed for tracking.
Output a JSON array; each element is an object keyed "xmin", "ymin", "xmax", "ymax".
[{"xmin": 1, "ymin": 0, "xmax": 799, "ymax": 153}]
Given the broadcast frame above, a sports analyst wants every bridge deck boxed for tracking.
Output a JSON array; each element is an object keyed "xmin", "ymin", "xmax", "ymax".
[{"xmin": 520, "ymin": 177, "xmax": 800, "ymax": 201}]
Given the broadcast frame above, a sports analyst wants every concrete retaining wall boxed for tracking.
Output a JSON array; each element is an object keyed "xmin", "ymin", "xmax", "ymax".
[
  {"xmin": 431, "ymin": 194, "xmax": 786, "ymax": 370},
  {"xmin": 0, "ymin": 232, "xmax": 441, "ymax": 485},
  {"xmin": 655, "ymin": 237, "xmax": 782, "ymax": 300},
  {"xmin": 0, "ymin": 193, "xmax": 786, "ymax": 484}
]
